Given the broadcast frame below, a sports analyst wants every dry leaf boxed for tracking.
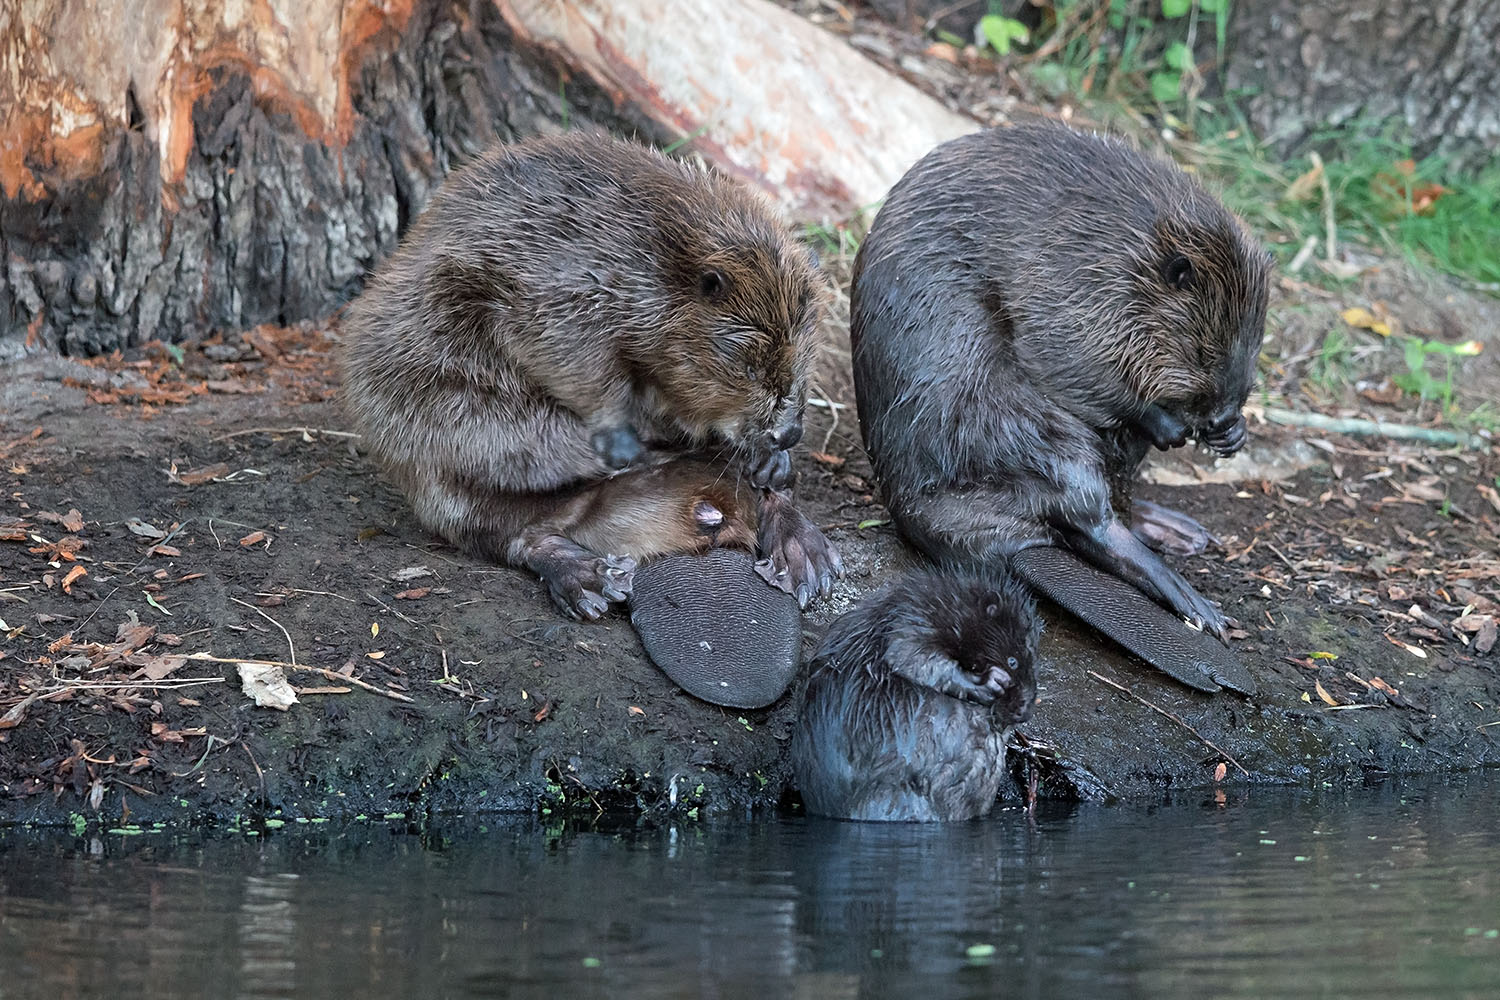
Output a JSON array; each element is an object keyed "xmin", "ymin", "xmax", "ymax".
[
  {"xmin": 35, "ymin": 508, "xmax": 85, "ymax": 532},
  {"xmin": 238, "ymin": 662, "xmax": 298, "ymax": 710},
  {"xmin": 138, "ymin": 655, "xmax": 187, "ymax": 680},
  {"xmin": 1213, "ymin": 762, "xmax": 1227, "ymax": 782},
  {"xmin": 1369, "ymin": 676, "xmax": 1399, "ymax": 698},
  {"xmin": 239, "ymin": 530, "xmax": 268, "ymax": 547},
  {"xmin": 366, "ymin": 651, "xmax": 385, "ymax": 660},
  {"xmin": 532, "ymin": 700, "xmax": 552, "ymax": 723},
  {"xmin": 810, "ymin": 452, "xmax": 846, "ymax": 468},
  {"xmin": 394, "ymin": 587, "xmax": 430, "ymax": 600},
  {"xmin": 628, "ymin": 705, "xmax": 646, "ymax": 717},
  {"xmin": 175, "ymin": 462, "xmax": 229, "ymax": 486},
  {"xmin": 1341, "ymin": 306, "xmax": 1391, "ymax": 337},
  {"xmin": 150, "ymin": 544, "xmax": 182, "ymax": 557},
  {"xmin": 61, "ymin": 564, "xmax": 87, "ymax": 594},
  {"xmin": 1283, "ymin": 160, "xmax": 1324, "ymax": 202},
  {"xmin": 126, "ymin": 518, "xmax": 168, "ymax": 541},
  {"xmin": 391, "ymin": 566, "xmax": 434, "ymax": 582},
  {"xmin": 1315, "ymin": 680, "xmax": 1340, "ymax": 706}
]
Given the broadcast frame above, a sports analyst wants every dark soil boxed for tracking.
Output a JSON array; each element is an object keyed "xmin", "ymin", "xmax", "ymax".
[{"xmin": 2, "ymin": 324, "xmax": 1498, "ymax": 831}]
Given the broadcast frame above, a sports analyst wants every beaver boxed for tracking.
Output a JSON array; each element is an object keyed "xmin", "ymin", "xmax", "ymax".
[
  {"xmin": 849, "ymin": 122, "xmax": 1272, "ymax": 642},
  {"xmin": 791, "ymin": 568, "xmax": 1039, "ymax": 822},
  {"xmin": 341, "ymin": 132, "xmax": 841, "ymax": 618}
]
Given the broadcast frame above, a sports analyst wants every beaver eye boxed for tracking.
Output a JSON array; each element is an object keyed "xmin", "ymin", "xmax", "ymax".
[
  {"xmin": 699, "ymin": 269, "xmax": 729, "ymax": 301},
  {"xmin": 1007, "ymin": 656, "xmax": 1019, "ymax": 671},
  {"xmin": 1162, "ymin": 254, "xmax": 1194, "ymax": 291}
]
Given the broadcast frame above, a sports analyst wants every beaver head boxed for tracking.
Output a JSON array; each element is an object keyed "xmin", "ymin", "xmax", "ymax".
[
  {"xmin": 1119, "ymin": 205, "xmax": 1273, "ymax": 457},
  {"xmin": 889, "ymin": 571, "xmax": 1041, "ymax": 723},
  {"xmin": 648, "ymin": 185, "xmax": 825, "ymax": 486}
]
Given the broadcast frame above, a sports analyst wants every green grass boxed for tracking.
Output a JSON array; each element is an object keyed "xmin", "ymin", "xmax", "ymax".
[{"xmin": 986, "ymin": 1, "xmax": 1500, "ymax": 290}]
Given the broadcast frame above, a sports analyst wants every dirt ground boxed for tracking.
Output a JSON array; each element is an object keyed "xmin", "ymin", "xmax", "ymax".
[
  {"xmin": 1, "ymin": 300, "xmax": 1497, "ymax": 831},
  {"xmin": 4, "ymin": 4, "xmax": 1500, "ymax": 830}
]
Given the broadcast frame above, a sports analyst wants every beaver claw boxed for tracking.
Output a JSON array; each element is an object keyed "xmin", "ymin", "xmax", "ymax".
[
  {"xmin": 754, "ymin": 490, "xmax": 842, "ymax": 607},
  {"xmin": 541, "ymin": 552, "xmax": 636, "ymax": 621},
  {"xmin": 747, "ymin": 446, "xmax": 794, "ymax": 491},
  {"xmin": 1198, "ymin": 414, "xmax": 1247, "ymax": 457}
]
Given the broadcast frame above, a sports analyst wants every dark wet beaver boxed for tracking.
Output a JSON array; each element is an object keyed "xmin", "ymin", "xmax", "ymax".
[
  {"xmin": 341, "ymin": 132, "xmax": 841, "ymax": 618},
  {"xmin": 850, "ymin": 121, "xmax": 1272, "ymax": 640},
  {"xmin": 791, "ymin": 569, "xmax": 1039, "ymax": 822}
]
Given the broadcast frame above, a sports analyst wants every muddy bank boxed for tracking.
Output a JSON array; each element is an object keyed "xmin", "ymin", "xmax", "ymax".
[{"xmin": 2, "ymin": 335, "xmax": 1498, "ymax": 829}]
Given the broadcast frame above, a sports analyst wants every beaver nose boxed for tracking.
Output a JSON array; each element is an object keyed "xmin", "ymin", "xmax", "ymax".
[{"xmin": 771, "ymin": 419, "xmax": 803, "ymax": 450}]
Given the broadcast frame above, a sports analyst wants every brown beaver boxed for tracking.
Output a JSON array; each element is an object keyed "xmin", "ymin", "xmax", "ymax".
[
  {"xmin": 849, "ymin": 122, "xmax": 1272, "ymax": 641},
  {"xmin": 341, "ymin": 132, "xmax": 841, "ymax": 618},
  {"xmin": 791, "ymin": 568, "xmax": 1039, "ymax": 822}
]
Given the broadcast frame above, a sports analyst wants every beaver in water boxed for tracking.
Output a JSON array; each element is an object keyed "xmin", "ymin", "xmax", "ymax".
[
  {"xmin": 791, "ymin": 569, "xmax": 1039, "ymax": 822},
  {"xmin": 850, "ymin": 122, "xmax": 1272, "ymax": 642},
  {"xmin": 341, "ymin": 132, "xmax": 841, "ymax": 618}
]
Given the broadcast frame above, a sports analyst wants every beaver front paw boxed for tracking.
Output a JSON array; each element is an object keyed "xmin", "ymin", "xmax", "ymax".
[
  {"xmin": 753, "ymin": 490, "xmax": 842, "ymax": 607},
  {"xmin": 747, "ymin": 445, "xmax": 794, "ymax": 491},
  {"xmin": 590, "ymin": 426, "xmax": 646, "ymax": 470}
]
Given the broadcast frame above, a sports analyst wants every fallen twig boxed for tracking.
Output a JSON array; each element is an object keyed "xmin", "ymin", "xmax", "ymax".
[
  {"xmin": 1262, "ymin": 407, "xmax": 1490, "ymax": 450},
  {"xmin": 185, "ymin": 653, "xmax": 415, "ymax": 703},
  {"xmin": 211, "ymin": 426, "xmax": 361, "ymax": 442},
  {"xmin": 1087, "ymin": 670, "xmax": 1251, "ymax": 777},
  {"xmin": 231, "ymin": 597, "xmax": 297, "ymax": 667}
]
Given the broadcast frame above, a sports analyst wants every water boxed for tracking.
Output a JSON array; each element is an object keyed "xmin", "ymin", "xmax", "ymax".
[{"xmin": 2, "ymin": 780, "xmax": 1498, "ymax": 999}]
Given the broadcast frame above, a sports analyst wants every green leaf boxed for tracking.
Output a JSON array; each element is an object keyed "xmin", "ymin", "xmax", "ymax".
[
  {"xmin": 856, "ymin": 518, "xmax": 890, "ymax": 530},
  {"xmin": 1199, "ymin": 0, "xmax": 1225, "ymax": 11},
  {"xmin": 1163, "ymin": 41, "xmax": 1193, "ymax": 70},
  {"xmin": 1403, "ymin": 336, "xmax": 1427, "ymax": 373},
  {"xmin": 1149, "ymin": 71, "xmax": 1182, "ymax": 102},
  {"xmin": 1161, "ymin": 0, "xmax": 1191, "ymax": 17},
  {"xmin": 144, "ymin": 591, "xmax": 173, "ymax": 616},
  {"xmin": 979, "ymin": 15, "xmax": 1029, "ymax": 55}
]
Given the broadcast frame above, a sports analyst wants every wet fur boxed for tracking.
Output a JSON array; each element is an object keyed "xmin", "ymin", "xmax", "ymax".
[
  {"xmin": 850, "ymin": 122, "xmax": 1272, "ymax": 637},
  {"xmin": 341, "ymin": 132, "xmax": 838, "ymax": 617},
  {"xmin": 792, "ymin": 570, "xmax": 1039, "ymax": 822}
]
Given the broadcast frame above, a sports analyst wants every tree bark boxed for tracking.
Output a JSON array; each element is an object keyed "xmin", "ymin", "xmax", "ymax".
[
  {"xmin": 1223, "ymin": 0, "xmax": 1500, "ymax": 173},
  {"xmin": 0, "ymin": 0, "xmax": 640, "ymax": 357},
  {"xmin": 2, "ymin": 0, "xmax": 972, "ymax": 358}
]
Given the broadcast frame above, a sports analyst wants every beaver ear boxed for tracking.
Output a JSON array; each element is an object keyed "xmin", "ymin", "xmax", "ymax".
[
  {"xmin": 1162, "ymin": 253, "xmax": 1194, "ymax": 291},
  {"xmin": 699, "ymin": 268, "xmax": 730, "ymax": 302}
]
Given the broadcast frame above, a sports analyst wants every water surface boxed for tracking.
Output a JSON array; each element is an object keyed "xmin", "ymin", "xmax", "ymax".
[{"xmin": 3, "ymin": 779, "xmax": 1498, "ymax": 998}]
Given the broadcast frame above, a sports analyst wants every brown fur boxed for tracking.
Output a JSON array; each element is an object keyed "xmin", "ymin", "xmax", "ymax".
[
  {"xmin": 850, "ymin": 122, "xmax": 1272, "ymax": 639},
  {"xmin": 341, "ymin": 132, "xmax": 839, "ymax": 618}
]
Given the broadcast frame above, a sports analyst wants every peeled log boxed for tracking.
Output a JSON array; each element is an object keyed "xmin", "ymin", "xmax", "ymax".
[
  {"xmin": 497, "ymin": 0, "xmax": 975, "ymax": 220},
  {"xmin": 2, "ymin": 0, "xmax": 975, "ymax": 358}
]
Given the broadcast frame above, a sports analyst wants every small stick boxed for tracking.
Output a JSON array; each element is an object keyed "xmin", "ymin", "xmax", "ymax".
[
  {"xmin": 211, "ymin": 426, "xmax": 361, "ymax": 442},
  {"xmin": 1287, "ymin": 235, "xmax": 1319, "ymax": 274},
  {"xmin": 186, "ymin": 653, "xmax": 416, "ymax": 702},
  {"xmin": 1262, "ymin": 407, "xmax": 1490, "ymax": 450},
  {"xmin": 811, "ymin": 383, "xmax": 840, "ymax": 455},
  {"xmin": 231, "ymin": 597, "xmax": 297, "ymax": 667},
  {"xmin": 1087, "ymin": 670, "xmax": 1251, "ymax": 777},
  {"xmin": 242, "ymin": 741, "xmax": 265, "ymax": 797},
  {"xmin": 1311, "ymin": 151, "xmax": 1336, "ymax": 262}
]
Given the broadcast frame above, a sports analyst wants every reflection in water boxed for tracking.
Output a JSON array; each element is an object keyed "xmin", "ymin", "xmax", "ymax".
[{"xmin": 1, "ymin": 779, "xmax": 1498, "ymax": 998}]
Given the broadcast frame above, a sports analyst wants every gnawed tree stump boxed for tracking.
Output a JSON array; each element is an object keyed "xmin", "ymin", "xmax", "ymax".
[
  {"xmin": 0, "ymin": 0, "xmax": 643, "ymax": 357},
  {"xmin": 1, "ymin": 0, "xmax": 972, "ymax": 357}
]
